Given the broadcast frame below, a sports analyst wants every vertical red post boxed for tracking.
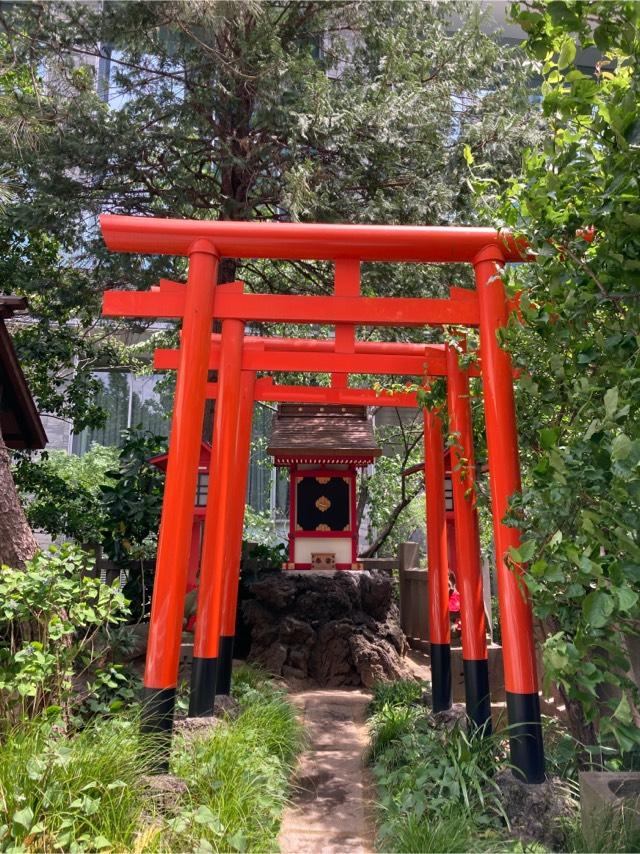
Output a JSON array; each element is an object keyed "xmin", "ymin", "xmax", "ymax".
[
  {"xmin": 142, "ymin": 242, "xmax": 218, "ymax": 744},
  {"xmin": 189, "ymin": 318, "xmax": 245, "ymax": 716},
  {"xmin": 215, "ymin": 370, "xmax": 256, "ymax": 695},
  {"xmin": 423, "ymin": 408, "xmax": 452, "ymax": 712},
  {"xmin": 187, "ymin": 517, "xmax": 203, "ymax": 592},
  {"xmin": 331, "ymin": 259, "xmax": 359, "ymax": 389},
  {"xmin": 474, "ymin": 247, "xmax": 544, "ymax": 782},
  {"xmin": 446, "ymin": 343, "xmax": 491, "ymax": 732}
]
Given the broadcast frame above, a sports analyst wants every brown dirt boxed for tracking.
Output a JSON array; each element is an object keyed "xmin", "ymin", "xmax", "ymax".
[{"xmin": 279, "ymin": 689, "xmax": 375, "ymax": 854}]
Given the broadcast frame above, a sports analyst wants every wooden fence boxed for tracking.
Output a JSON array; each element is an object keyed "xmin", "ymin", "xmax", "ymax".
[{"xmin": 396, "ymin": 541, "xmax": 493, "ymax": 651}]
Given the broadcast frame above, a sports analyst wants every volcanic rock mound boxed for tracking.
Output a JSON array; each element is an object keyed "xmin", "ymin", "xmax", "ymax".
[{"xmin": 243, "ymin": 570, "xmax": 412, "ymax": 688}]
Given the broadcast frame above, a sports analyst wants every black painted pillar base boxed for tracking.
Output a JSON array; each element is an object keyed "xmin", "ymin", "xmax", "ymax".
[
  {"xmin": 141, "ymin": 687, "xmax": 175, "ymax": 773},
  {"xmin": 506, "ymin": 691, "xmax": 546, "ymax": 783},
  {"xmin": 430, "ymin": 642, "xmax": 452, "ymax": 713},
  {"xmin": 216, "ymin": 636, "xmax": 235, "ymax": 695},
  {"xmin": 463, "ymin": 658, "xmax": 492, "ymax": 734},
  {"xmin": 189, "ymin": 656, "xmax": 218, "ymax": 717}
]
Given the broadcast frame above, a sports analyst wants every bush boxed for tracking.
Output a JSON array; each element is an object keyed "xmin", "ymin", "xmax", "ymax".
[
  {"xmin": 368, "ymin": 679, "xmax": 424, "ymax": 715},
  {"xmin": 367, "ymin": 682, "xmax": 511, "ymax": 852},
  {"xmin": 0, "ymin": 667, "xmax": 304, "ymax": 853},
  {"xmin": 0, "ymin": 715, "xmax": 155, "ymax": 852},
  {"xmin": 13, "ymin": 444, "xmax": 118, "ymax": 544},
  {"xmin": 0, "ymin": 544, "xmax": 132, "ymax": 723},
  {"xmin": 167, "ymin": 668, "xmax": 305, "ymax": 852}
]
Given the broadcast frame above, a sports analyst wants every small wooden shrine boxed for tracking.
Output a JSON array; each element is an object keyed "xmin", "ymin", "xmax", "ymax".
[
  {"xmin": 268, "ymin": 404, "xmax": 380, "ymax": 570},
  {"xmin": 0, "ymin": 296, "xmax": 47, "ymax": 450},
  {"xmin": 150, "ymin": 441, "xmax": 211, "ymax": 595}
]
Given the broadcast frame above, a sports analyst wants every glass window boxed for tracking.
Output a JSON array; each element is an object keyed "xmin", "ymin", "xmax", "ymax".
[
  {"xmin": 246, "ymin": 403, "xmax": 273, "ymax": 513},
  {"xmin": 195, "ymin": 472, "xmax": 209, "ymax": 507},
  {"xmin": 444, "ymin": 475, "xmax": 454, "ymax": 513},
  {"xmin": 71, "ymin": 370, "xmax": 172, "ymax": 455}
]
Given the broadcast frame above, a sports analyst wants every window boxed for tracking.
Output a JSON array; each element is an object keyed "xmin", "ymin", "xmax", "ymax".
[
  {"xmin": 195, "ymin": 472, "xmax": 209, "ymax": 507},
  {"xmin": 246, "ymin": 403, "xmax": 273, "ymax": 513},
  {"xmin": 444, "ymin": 474, "xmax": 454, "ymax": 513},
  {"xmin": 71, "ymin": 370, "xmax": 172, "ymax": 455}
]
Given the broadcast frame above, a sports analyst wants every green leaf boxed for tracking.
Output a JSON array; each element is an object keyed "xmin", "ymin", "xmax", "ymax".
[
  {"xmin": 12, "ymin": 806, "xmax": 34, "ymax": 833},
  {"xmin": 558, "ymin": 38, "xmax": 577, "ymax": 69},
  {"xmin": 193, "ymin": 805, "xmax": 222, "ymax": 832},
  {"xmin": 463, "ymin": 144, "xmax": 474, "ymax": 166},
  {"xmin": 613, "ymin": 586, "xmax": 638, "ymax": 612},
  {"xmin": 611, "ymin": 433, "xmax": 631, "ymax": 460},
  {"xmin": 604, "ymin": 386, "xmax": 619, "ymax": 419},
  {"xmin": 582, "ymin": 590, "xmax": 615, "ymax": 628},
  {"xmin": 540, "ymin": 427, "xmax": 559, "ymax": 449},
  {"xmin": 593, "ymin": 25, "xmax": 611, "ymax": 52},
  {"xmin": 613, "ymin": 693, "xmax": 633, "ymax": 725},
  {"xmin": 509, "ymin": 540, "xmax": 536, "ymax": 563}
]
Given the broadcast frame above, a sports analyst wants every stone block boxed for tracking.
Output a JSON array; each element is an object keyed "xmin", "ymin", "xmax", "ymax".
[
  {"xmin": 451, "ymin": 643, "xmax": 505, "ymax": 703},
  {"xmin": 580, "ymin": 771, "xmax": 640, "ymax": 848}
]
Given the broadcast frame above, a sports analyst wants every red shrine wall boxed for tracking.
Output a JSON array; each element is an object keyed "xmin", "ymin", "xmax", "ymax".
[{"xmin": 287, "ymin": 465, "xmax": 359, "ymax": 569}]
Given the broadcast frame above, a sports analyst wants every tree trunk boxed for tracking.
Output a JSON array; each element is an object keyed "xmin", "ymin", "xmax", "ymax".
[
  {"xmin": 0, "ymin": 428, "xmax": 38, "ymax": 568},
  {"xmin": 361, "ymin": 483, "xmax": 424, "ymax": 558}
]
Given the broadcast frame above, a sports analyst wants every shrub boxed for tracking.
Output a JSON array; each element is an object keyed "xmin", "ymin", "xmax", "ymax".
[
  {"xmin": 0, "ymin": 544, "xmax": 131, "ymax": 723},
  {"xmin": 0, "ymin": 715, "xmax": 155, "ymax": 852},
  {"xmin": 167, "ymin": 668, "xmax": 305, "ymax": 852},
  {"xmin": 367, "ymin": 682, "xmax": 512, "ymax": 852},
  {"xmin": 368, "ymin": 679, "xmax": 424, "ymax": 715},
  {"xmin": 13, "ymin": 444, "xmax": 118, "ymax": 545},
  {"xmin": 0, "ymin": 667, "xmax": 304, "ymax": 853}
]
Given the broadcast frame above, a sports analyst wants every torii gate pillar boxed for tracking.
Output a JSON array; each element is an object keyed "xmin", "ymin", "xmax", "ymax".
[
  {"xmin": 475, "ymin": 247, "xmax": 544, "ymax": 783},
  {"xmin": 423, "ymin": 408, "xmax": 452, "ymax": 712},
  {"xmin": 141, "ymin": 242, "xmax": 219, "ymax": 754}
]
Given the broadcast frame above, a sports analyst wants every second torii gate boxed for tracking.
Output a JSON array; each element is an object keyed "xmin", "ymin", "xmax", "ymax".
[
  {"xmin": 154, "ymin": 336, "xmax": 489, "ymax": 728},
  {"xmin": 101, "ymin": 216, "xmax": 544, "ymax": 783}
]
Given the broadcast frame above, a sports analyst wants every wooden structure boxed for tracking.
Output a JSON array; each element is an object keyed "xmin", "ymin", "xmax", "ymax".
[
  {"xmin": 100, "ymin": 215, "xmax": 545, "ymax": 783},
  {"xmin": 149, "ymin": 441, "xmax": 211, "ymax": 629},
  {"xmin": 268, "ymin": 403, "xmax": 380, "ymax": 570},
  {"xmin": 0, "ymin": 296, "xmax": 47, "ymax": 450}
]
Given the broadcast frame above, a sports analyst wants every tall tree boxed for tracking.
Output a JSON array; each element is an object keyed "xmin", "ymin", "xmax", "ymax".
[
  {"xmin": 0, "ymin": 47, "xmax": 42, "ymax": 567},
  {"xmin": 0, "ymin": 0, "xmax": 537, "ymax": 430}
]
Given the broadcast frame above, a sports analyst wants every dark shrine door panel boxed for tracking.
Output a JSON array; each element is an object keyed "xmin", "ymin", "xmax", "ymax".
[{"xmin": 296, "ymin": 475, "xmax": 351, "ymax": 532}]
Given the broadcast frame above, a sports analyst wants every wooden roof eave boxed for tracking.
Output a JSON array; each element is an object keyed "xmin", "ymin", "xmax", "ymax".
[{"xmin": 0, "ymin": 321, "xmax": 47, "ymax": 450}]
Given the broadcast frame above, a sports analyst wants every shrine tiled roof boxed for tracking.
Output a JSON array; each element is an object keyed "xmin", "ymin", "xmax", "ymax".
[
  {"xmin": 0, "ymin": 296, "xmax": 47, "ymax": 450},
  {"xmin": 267, "ymin": 403, "xmax": 381, "ymax": 463}
]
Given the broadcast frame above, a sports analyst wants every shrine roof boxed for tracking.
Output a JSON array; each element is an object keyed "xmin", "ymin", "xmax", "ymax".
[
  {"xmin": 267, "ymin": 403, "xmax": 381, "ymax": 462},
  {"xmin": 0, "ymin": 296, "xmax": 47, "ymax": 450}
]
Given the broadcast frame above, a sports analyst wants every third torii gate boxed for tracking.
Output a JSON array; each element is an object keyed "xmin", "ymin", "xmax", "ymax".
[{"xmin": 101, "ymin": 216, "xmax": 544, "ymax": 783}]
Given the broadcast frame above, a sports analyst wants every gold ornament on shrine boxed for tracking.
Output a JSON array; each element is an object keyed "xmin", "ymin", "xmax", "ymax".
[{"xmin": 315, "ymin": 495, "xmax": 331, "ymax": 512}]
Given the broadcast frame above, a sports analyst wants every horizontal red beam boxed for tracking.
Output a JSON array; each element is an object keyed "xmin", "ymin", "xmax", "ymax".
[
  {"xmin": 100, "ymin": 215, "xmax": 529, "ymax": 263},
  {"xmin": 210, "ymin": 334, "xmax": 446, "ymax": 357},
  {"xmin": 206, "ymin": 378, "xmax": 420, "ymax": 407},
  {"xmin": 154, "ymin": 344, "xmax": 478, "ymax": 377},
  {"xmin": 103, "ymin": 288, "xmax": 480, "ymax": 326}
]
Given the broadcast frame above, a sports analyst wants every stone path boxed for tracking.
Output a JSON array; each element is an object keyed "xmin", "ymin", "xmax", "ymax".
[{"xmin": 279, "ymin": 689, "xmax": 374, "ymax": 854}]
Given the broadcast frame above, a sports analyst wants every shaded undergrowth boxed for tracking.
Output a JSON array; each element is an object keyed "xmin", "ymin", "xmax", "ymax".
[
  {"xmin": 367, "ymin": 680, "xmax": 514, "ymax": 853},
  {"xmin": 0, "ymin": 665, "xmax": 304, "ymax": 852},
  {"xmin": 366, "ymin": 680, "xmax": 640, "ymax": 854}
]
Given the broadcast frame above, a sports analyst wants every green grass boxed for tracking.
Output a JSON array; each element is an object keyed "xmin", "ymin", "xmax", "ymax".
[
  {"xmin": 366, "ymin": 686, "xmax": 640, "ymax": 853},
  {"xmin": 368, "ymin": 678, "xmax": 425, "ymax": 716},
  {"xmin": 564, "ymin": 803, "xmax": 640, "ymax": 853},
  {"xmin": 366, "ymin": 681, "xmax": 523, "ymax": 853},
  {"xmin": 0, "ymin": 714, "xmax": 155, "ymax": 851},
  {"xmin": 0, "ymin": 665, "xmax": 305, "ymax": 852},
  {"xmin": 169, "ymin": 669, "xmax": 305, "ymax": 852}
]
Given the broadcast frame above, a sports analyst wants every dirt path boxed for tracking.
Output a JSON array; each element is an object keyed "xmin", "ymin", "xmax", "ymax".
[{"xmin": 279, "ymin": 689, "xmax": 374, "ymax": 854}]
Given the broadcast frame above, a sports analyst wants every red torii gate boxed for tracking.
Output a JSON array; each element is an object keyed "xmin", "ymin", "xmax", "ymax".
[
  {"xmin": 101, "ymin": 215, "xmax": 544, "ymax": 783},
  {"xmin": 154, "ymin": 338, "xmax": 489, "ymax": 723}
]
